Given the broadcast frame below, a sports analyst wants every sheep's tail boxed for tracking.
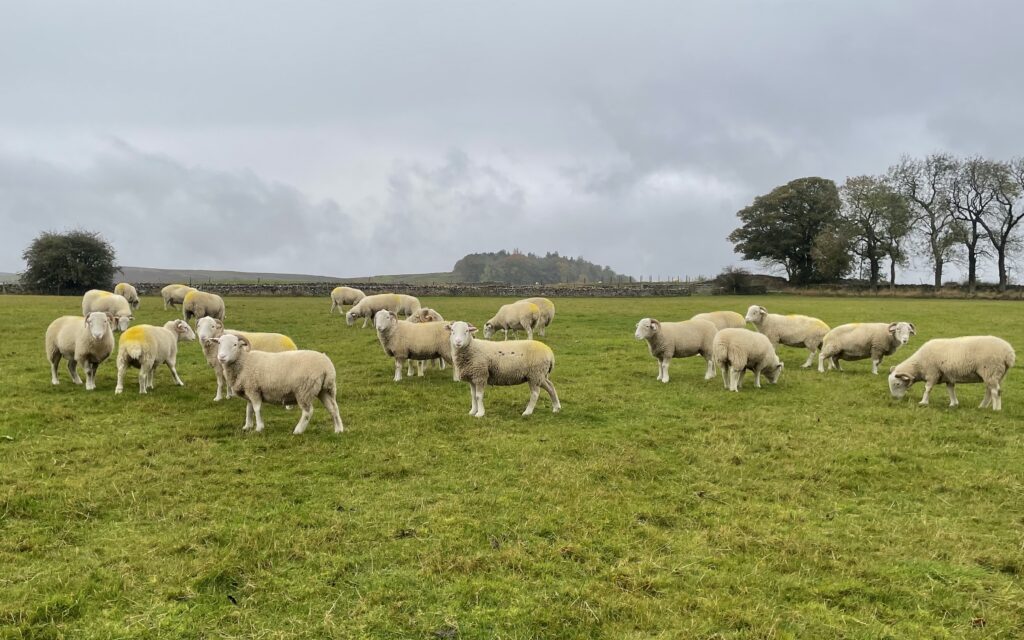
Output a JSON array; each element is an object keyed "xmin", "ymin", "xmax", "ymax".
[
  {"xmin": 1007, "ymin": 349, "xmax": 1017, "ymax": 370},
  {"xmin": 712, "ymin": 339, "xmax": 729, "ymax": 366},
  {"xmin": 121, "ymin": 340, "xmax": 144, "ymax": 362}
]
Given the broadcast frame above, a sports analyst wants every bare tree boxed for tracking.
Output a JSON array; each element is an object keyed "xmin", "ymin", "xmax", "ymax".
[
  {"xmin": 949, "ymin": 156, "xmax": 998, "ymax": 293},
  {"xmin": 888, "ymin": 154, "xmax": 958, "ymax": 287},
  {"xmin": 982, "ymin": 158, "xmax": 1024, "ymax": 292},
  {"xmin": 840, "ymin": 175, "xmax": 910, "ymax": 292}
]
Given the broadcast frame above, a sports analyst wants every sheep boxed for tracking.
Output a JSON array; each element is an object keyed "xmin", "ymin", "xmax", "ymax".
[
  {"xmin": 447, "ymin": 320, "xmax": 561, "ymax": 417},
  {"xmin": 396, "ymin": 294, "xmax": 422, "ymax": 316},
  {"xmin": 888, "ymin": 336, "xmax": 1015, "ymax": 410},
  {"xmin": 818, "ymin": 322, "xmax": 916, "ymax": 374},
  {"xmin": 44, "ymin": 312, "xmax": 115, "ymax": 390},
  {"xmin": 114, "ymin": 282, "xmax": 141, "ymax": 309},
  {"xmin": 634, "ymin": 317, "xmax": 718, "ymax": 382},
  {"xmin": 484, "ymin": 300, "xmax": 542, "ymax": 340},
  {"xmin": 162, "ymin": 284, "xmax": 196, "ymax": 310},
  {"xmin": 114, "ymin": 320, "xmax": 196, "ymax": 394},
  {"xmin": 524, "ymin": 297, "xmax": 556, "ymax": 336},
  {"xmin": 196, "ymin": 317, "xmax": 298, "ymax": 401},
  {"xmin": 374, "ymin": 310, "xmax": 455, "ymax": 382},
  {"xmin": 691, "ymin": 310, "xmax": 746, "ymax": 331},
  {"xmin": 744, "ymin": 305, "xmax": 830, "ymax": 368},
  {"xmin": 330, "ymin": 286, "xmax": 365, "ymax": 314},
  {"xmin": 345, "ymin": 293, "xmax": 405, "ymax": 328},
  {"xmin": 213, "ymin": 333, "xmax": 344, "ymax": 434},
  {"xmin": 81, "ymin": 289, "xmax": 133, "ymax": 332},
  {"xmin": 405, "ymin": 307, "xmax": 447, "ymax": 373},
  {"xmin": 183, "ymin": 290, "xmax": 226, "ymax": 323},
  {"xmin": 712, "ymin": 328, "xmax": 784, "ymax": 392}
]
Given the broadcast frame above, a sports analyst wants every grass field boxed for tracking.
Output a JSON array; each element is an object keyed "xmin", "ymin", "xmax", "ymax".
[{"xmin": 2, "ymin": 294, "xmax": 1024, "ymax": 638}]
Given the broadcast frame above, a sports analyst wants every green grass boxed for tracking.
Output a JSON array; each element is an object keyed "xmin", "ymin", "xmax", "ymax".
[{"xmin": 2, "ymin": 294, "xmax": 1023, "ymax": 638}]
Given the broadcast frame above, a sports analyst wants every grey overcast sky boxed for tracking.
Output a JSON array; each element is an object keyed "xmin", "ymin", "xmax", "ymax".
[{"xmin": 2, "ymin": 1, "xmax": 1023, "ymax": 280}]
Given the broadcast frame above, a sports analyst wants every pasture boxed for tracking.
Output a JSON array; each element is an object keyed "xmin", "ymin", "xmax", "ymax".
[{"xmin": 2, "ymin": 294, "xmax": 1024, "ymax": 638}]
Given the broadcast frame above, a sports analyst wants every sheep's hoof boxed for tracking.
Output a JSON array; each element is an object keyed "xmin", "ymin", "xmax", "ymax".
[
  {"xmin": 552, "ymin": 406, "xmax": 561, "ymax": 413},
  {"xmin": 522, "ymin": 410, "xmax": 534, "ymax": 417},
  {"xmin": 661, "ymin": 378, "xmax": 669, "ymax": 384},
  {"xmin": 918, "ymin": 400, "xmax": 929, "ymax": 406},
  {"xmin": 114, "ymin": 388, "xmax": 123, "ymax": 394},
  {"xmin": 214, "ymin": 396, "xmax": 222, "ymax": 401}
]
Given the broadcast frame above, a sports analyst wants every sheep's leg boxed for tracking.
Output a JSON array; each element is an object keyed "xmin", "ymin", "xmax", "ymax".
[
  {"xmin": 393, "ymin": 358, "xmax": 404, "ymax": 382},
  {"xmin": 538, "ymin": 323, "xmax": 546, "ymax": 337},
  {"xmin": 68, "ymin": 359, "xmax": 83, "ymax": 385},
  {"xmin": 980, "ymin": 385, "xmax": 993, "ymax": 409},
  {"xmin": 167, "ymin": 358, "xmax": 185, "ymax": 386},
  {"xmin": 946, "ymin": 383, "xmax": 958, "ymax": 408},
  {"xmin": 801, "ymin": 346, "xmax": 816, "ymax": 369},
  {"xmin": 292, "ymin": 400, "xmax": 314, "ymax": 435},
  {"xmin": 468, "ymin": 383, "xmax": 479, "ymax": 416},
  {"xmin": 139, "ymin": 364, "xmax": 150, "ymax": 394},
  {"xmin": 704, "ymin": 357, "xmax": 715, "ymax": 380},
  {"xmin": 406, "ymin": 360, "xmax": 414, "ymax": 377},
  {"xmin": 474, "ymin": 384, "xmax": 486, "ymax": 418},
  {"xmin": 541, "ymin": 379, "xmax": 560, "ymax": 412},
  {"xmin": 993, "ymin": 383, "xmax": 1002, "ymax": 411},
  {"xmin": 115, "ymin": 359, "xmax": 126, "ymax": 394},
  {"xmin": 83, "ymin": 360, "xmax": 97, "ymax": 391},
  {"xmin": 832, "ymin": 357, "xmax": 842, "ymax": 371},
  {"xmin": 214, "ymin": 364, "xmax": 226, "ymax": 401},
  {"xmin": 417, "ymin": 361, "xmax": 425, "ymax": 377},
  {"xmin": 251, "ymin": 396, "xmax": 267, "ymax": 432},
  {"xmin": 144, "ymin": 358, "xmax": 156, "ymax": 390},
  {"xmin": 49, "ymin": 351, "xmax": 62, "ymax": 385},
  {"xmin": 319, "ymin": 390, "xmax": 345, "ymax": 433},
  {"xmin": 242, "ymin": 401, "xmax": 254, "ymax": 431},
  {"xmin": 720, "ymin": 364, "xmax": 730, "ymax": 389},
  {"xmin": 660, "ymin": 359, "xmax": 670, "ymax": 383},
  {"xmin": 361, "ymin": 316, "xmax": 369, "ymax": 328},
  {"xmin": 817, "ymin": 351, "xmax": 826, "ymax": 373},
  {"xmin": 451, "ymin": 359, "xmax": 460, "ymax": 382},
  {"xmin": 526, "ymin": 325, "xmax": 534, "ymax": 340},
  {"xmin": 754, "ymin": 368, "xmax": 762, "ymax": 388},
  {"xmin": 919, "ymin": 380, "xmax": 935, "ymax": 406},
  {"xmin": 871, "ymin": 353, "xmax": 882, "ymax": 375},
  {"xmin": 729, "ymin": 368, "xmax": 741, "ymax": 392},
  {"xmin": 330, "ymin": 301, "xmax": 337, "ymax": 314},
  {"xmin": 523, "ymin": 383, "xmax": 540, "ymax": 416}
]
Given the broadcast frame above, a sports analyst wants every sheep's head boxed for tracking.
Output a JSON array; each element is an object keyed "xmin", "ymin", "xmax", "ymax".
[
  {"xmin": 196, "ymin": 317, "xmax": 222, "ymax": 342},
  {"xmin": 345, "ymin": 310, "xmax": 358, "ymax": 326},
  {"xmin": 374, "ymin": 310, "xmax": 398, "ymax": 332},
  {"xmin": 888, "ymin": 322, "xmax": 916, "ymax": 346},
  {"xmin": 767, "ymin": 359, "xmax": 784, "ymax": 384},
  {"xmin": 634, "ymin": 318, "xmax": 660, "ymax": 340},
  {"xmin": 483, "ymin": 322, "xmax": 497, "ymax": 339},
  {"xmin": 215, "ymin": 333, "xmax": 251, "ymax": 365},
  {"xmin": 744, "ymin": 305, "xmax": 767, "ymax": 324},
  {"xmin": 888, "ymin": 367, "xmax": 914, "ymax": 399},
  {"xmin": 84, "ymin": 312, "xmax": 111, "ymax": 339},
  {"xmin": 113, "ymin": 313, "xmax": 133, "ymax": 332},
  {"xmin": 172, "ymin": 319, "xmax": 197, "ymax": 342},
  {"xmin": 447, "ymin": 321, "xmax": 477, "ymax": 350}
]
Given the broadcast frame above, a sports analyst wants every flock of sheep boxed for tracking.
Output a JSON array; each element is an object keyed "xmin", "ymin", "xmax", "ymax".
[
  {"xmin": 42, "ymin": 283, "xmax": 1017, "ymax": 437},
  {"xmin": 636, "ymin": 306, "xmax": 1015, "ymax": 410}
]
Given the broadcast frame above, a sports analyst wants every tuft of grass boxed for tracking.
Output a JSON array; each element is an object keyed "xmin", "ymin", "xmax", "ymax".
[{"xmin": 2, "ymin": 294, "xmax": 1024, "ymax": 637}]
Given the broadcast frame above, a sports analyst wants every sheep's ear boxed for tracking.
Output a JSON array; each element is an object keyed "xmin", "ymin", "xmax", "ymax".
[
  {"xmin": 207, "ymin": 337, "xmax": 220, "ymax": 345},
  {"xmin": 650, "ymin": 319, "xmax": 661, "ymax": 332},
  {"xmin": 237, "ymin": 336, "xmax": 252, "ymax": 351},
  {"xmin": 106, "ymin": 312, "xmax": 116, "ymax": 325},
  {"xmin": 888, "ymin": 365, "xmax": 895, "ymax": 374},
  {"xmin": 444, "ymin": 322, "xmax": 453, "ymax": 332},
  {"xmin": 897, "ymin": 373, "xmax": 913, "ymax": 383},
  {"xmin": 758, "ymin": 306, "xmax": 767, "ymax": 314},
  {"xmin": 909, "ymin": 323, "xmax": 916, "ymax": 335},
  {"xmin": 887, "ymin": 322, "xmax": 898, "ymax": 335},
  {"xmin": 467, "ymin": 324, "xmax": 478, "ymax": 333},
  {"xmin": 214, "ymin": 319, "xmax": 224, "ymax": 329}
]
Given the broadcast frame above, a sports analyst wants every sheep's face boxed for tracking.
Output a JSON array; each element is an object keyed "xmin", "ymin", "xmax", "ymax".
[
  {"xmin": 448, "ymin": 321, "xmax": 477, "ymax": 350},
  {"xmin": 483, "ymin": 322, "xmax": 496, "ymax": 339},
  {"xmin": 114, "ymin": 314, "xmax": 133, "ymax": 332},
  {"xmin": 744, "ymin": 305, "xmax": 766, "ymax": 324},
  {"xmin": 634, "ymin": 318, "xmax": 660, "ymax": 340},
  {"xmin": 84, "ymin": 312, "xmax": 110, "ymax": 340},
  {"xmin": 173, "ymin": 320, "xmax": 197, "ymax": 342},
  {"xmin": 215, "ymin": 334, "xmax": 250, "ymax": 365},
  {"xmin": 374, "ymin": 310, "xmax": 398, "ymax": 332},
  {"xmin": 196, "ymin": 317, "xmax": 221, "ymax": 342},
  {"xmin": 888, "ymin": 369, "xmax": 914, "ymax": 398},
  {"xmin": 888, "ymin": 322, "xmax": 915, "ymax": 346},
  {"xmin": 767, "ymin": 361, "xmax": 784, "ymax": 384},
  {"xmin": 345, "ymin": 310, "xmax": 359, "ymax": 326}
]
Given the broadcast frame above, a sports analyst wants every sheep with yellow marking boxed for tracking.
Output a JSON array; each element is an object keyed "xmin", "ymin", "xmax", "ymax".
[
  {"xmin": 115, "ymin": 320, "xmax": 196, "ymax": 394},
  {"xmin": 196, "ymin": 317, "xmax": 298, "ymax": 401}
]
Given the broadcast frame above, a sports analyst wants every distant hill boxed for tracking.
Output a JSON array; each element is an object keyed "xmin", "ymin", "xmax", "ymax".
[
  {"xmin": 0, "ymin": 272, "xmax": 17, "ymax": 284},
  {"xmin": 453, "ymin": 251, "xmax": 622, "ymax": 284},
  {"xmin": 115, "ymin": 266, "xmax": 346, "ymax": 284}
]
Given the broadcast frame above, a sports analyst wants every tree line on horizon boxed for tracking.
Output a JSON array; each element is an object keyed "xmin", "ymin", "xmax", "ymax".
[
  {"xmin": 452, "ymin": 250, "xmax": 622, "ymax": 285},
  {"xmin": 729, "ymin": 154, "xmax": 1024, "ymax": 292}
]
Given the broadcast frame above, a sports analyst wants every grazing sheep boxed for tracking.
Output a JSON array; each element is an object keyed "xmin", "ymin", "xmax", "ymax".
[
  {"xmin": 888, "ymin": 336, "xmax": 1015, "ymax": 410},
  {"xmin": 406, "ymin": 307, "xmax": 447, "ymax": 373},
  {"xmin": 196, "ymin": 317, "xmax": 298, "ymax": 401},
  {"xmin": 330, "ymin": 286, "xmax": 366, "ymax": 314},
  {"xmin": 396, "ymin": 294, "xmax": 422, "ymax": 316},
  {"xmin": 45, "ymin": 312, "xmax": 115, "ymax": 390},
  {"xmin": 114, "ymin": 282, "xmax": 141, "ymax": 309},
  {"xmin": 691, "ymin": 310, "xmax": 746, "ymax": 331},
  {"xmin": 214, "ymin": 333, "xmax": 344, "ymax": 434},
  {"xmin": 819, "ymin": 322, "xmax": 916, "ymax": 374},
  {"xmin": 81, "ymin": 290, "xmax": 133, "ymax": 332},
  {"xmin": 634, "ymin": 317, "xmax": 718, "ymax": 382},
  {"xmin": 115, "ymin": 320, "xmax": 196, "ymax": 394},
  {"xmin": 346, "ymin": 293, "xmax": 405, "ymax": 328},
  {"xmin": 447, "ymin": 320, "xmax": 560, "ymax": 417},
  {"xmin": 162, "ymin": 284, "xmax": 196, "ymax": 310},
  {"xmin": 744, "ymin": 305, "xmax": 829, "ymax": 368},
  {"xmin": 524, "ymin": 297, "xmax": 556, "ymax": 337},
  {"xmin": 183, "ymin": 290, "xmax": 226, "ymax": 323},
  {"xmin": 484, "ymin": 300, "xmax": 542, "ymax": 340},
  {"xmin": 712, "ymin": 328, "xmax": 784, "ymax": 392},
  {"xmin": 374, "ymin": 310, "xmax": 455, "ymax": 382}
]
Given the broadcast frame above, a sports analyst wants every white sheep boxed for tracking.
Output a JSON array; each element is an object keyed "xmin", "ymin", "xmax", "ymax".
[
  {"xmin": 115, "ymin": 320, "xmax": 197, "ymax": 394},
  {"xmin": 484, "ymin": 300, "xmax": 542, "ymax": 340},
  {"xmin": 691, "ymin": 310, "xmax": 746, "ymax": 331},
  {"xmin": 330, "ymin": 286, "xmax": 366, "ymax": 314},
  {"xmin": 183, "ymin": 290, "xmax": 226, "ymax": 323},
  {"xmin": 81, "ymin": 289, "xmax": 133, "ymax": 332},
  {"xmin": 196, "ymin": 317, "xmax": 298, "ymax": 401},
  {"xmin": 744, "ymin": 305, "xmax": 830, "ymax": 368},
  {"xmin": 634, "ymin": 317, "xmax": 717, "ymax": 382},
  {"xmin": 712, "ymin": 328, "xmax": 784, "ymax": 392},
  {"xmin": 44, "ymin": 312, "xmax": 115, "ymax": 390},
  {"xmin": 346, "ymin": 293, "xmax": 405, "ymax": 328},
  {"xmin": 213, "ymin": 333, "xmax": 344, "ymax": 434},
  {"xmin": 447, "ymin": 320, "xmax": 561, "ymax": 417},
  {"xmin": 524, "ymin": 297, "xmax": 556, "ymax": 336},
  {"xmin": 374, "ymin": 310, "xmax": 455, "ymax": 381},
  {"xmin": 162, "ymin": 284, "xmax": 196, "ymax": 310},
  {"xmin": 819, "ymin": 322, "xmax": 916, "ymax": 374},
  {"xmin": 888, "ymin": 336, "xmax": 1015, "ymax": 410},
  {"xmin": 405, "ymin": 307, "xmax": 447, "ymax": 373},
  {"xmin": 114, "ymin": 282, "xmax": 141, "ymax": 309}
]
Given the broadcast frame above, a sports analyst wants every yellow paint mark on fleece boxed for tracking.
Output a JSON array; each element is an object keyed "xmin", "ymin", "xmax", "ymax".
[
  {"xmin": 527, "ymin": 303, "xmax": 540, "ymax": 314},
  {"xmin": 183, "ymin": 290, "xmax": 197, "ymax": 303},
  {"xmin": 120, "ymin": 325, "xmax": 148, "ymax": 343},
  {"xmin": 97, "ymin": 291, "xmax": 112, "ymax": 297},
  {"xmin": 280, "ymin": 335, "xmax": 298, "ymax": 350}
]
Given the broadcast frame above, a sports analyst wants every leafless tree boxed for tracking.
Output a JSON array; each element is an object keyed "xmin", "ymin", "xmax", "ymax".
[{"xmin": 888, "ymin": 154, "xmax": 958, "ymax": 287}]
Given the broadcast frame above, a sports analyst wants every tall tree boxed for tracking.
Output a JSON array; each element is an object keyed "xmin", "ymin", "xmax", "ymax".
[
  {"xmin": 981, "ymin": 158, "xmax": 1024, "ymax": 292},
  {"xmin": 728, "ymin": 177, "xmax": 844, "ymax": 284},
  {"xmin": 949, "ymin": 157, "xmax": 998, "ymax": 293},
  {"xmin": 21, "ymin": 229, "xmax": 118, "ymax": 295},
  {"xmin": 888, "ymin": 154, "xmax": 958, "ymax": 287},
  {"xmin": 840, "ymin": 176, "xmax": 910, "ymax": 291}
]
